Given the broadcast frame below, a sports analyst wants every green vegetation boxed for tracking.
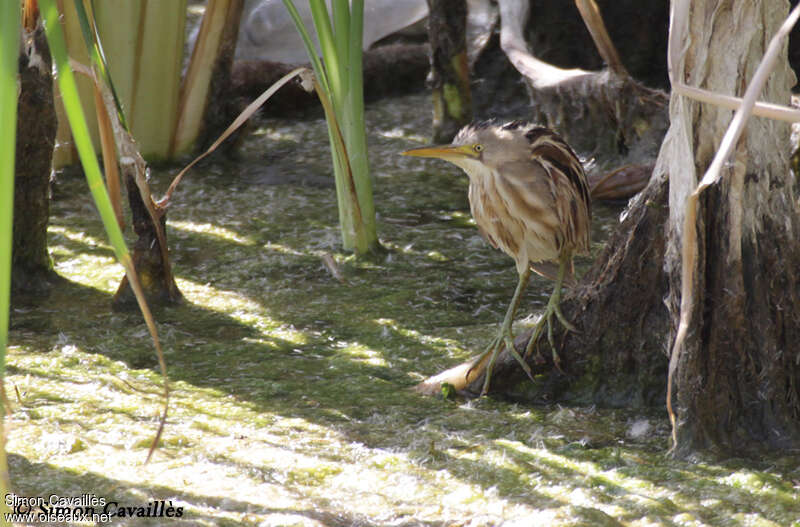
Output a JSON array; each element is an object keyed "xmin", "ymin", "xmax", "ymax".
[
  {"xmin": 7, "ymin": 93, "xmax": 799, "ymax": 526},
  {"xmin": 0, "ymin": 0, "xmax": 21, "ymax": 516},
  {"xmin": 53, "ymin": 0, "xmax": 188, "ymax": 163},
  {"xmin": 283, "ymin": 0, "xmax": 379, "ymax": 255}
]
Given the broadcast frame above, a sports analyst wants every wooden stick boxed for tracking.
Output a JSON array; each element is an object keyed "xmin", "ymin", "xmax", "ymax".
[{"xmin": 574, "ymin": 0, "xmax": 628, "ymax": 77}]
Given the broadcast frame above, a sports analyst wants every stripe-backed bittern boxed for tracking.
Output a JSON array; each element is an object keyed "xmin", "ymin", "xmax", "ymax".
[{"xmin": 403, "ymin": 120, "xmax": 591, "ymax": 395}]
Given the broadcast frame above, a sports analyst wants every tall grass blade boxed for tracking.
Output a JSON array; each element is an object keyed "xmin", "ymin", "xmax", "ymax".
[
  {"xmin": 282, "ymin": 0, "xmax": 330, "ymax": 93},
  {"xmin": 71, "ymin": 3, "xmax": 178, "ymax": 299},
  {"xmin": 282, "ymin": 0, "xmax": 353, "ymax": 248},
  {"xmin": 67, "ymin": 0, "xmax": 126, "ymax": 229},
  {"xmin": 75, "ymin": 0, "xmax": 128, "ymax": 130},
  {"xmin": 309, "ymin": 74, "xmax": 364, "ymax": 231},
  {"xmin": 283, "ymin": 0, "xmax": 378, "ymax": 253},
  {"xmin": 0, "ymin": 0, "xmax": 21, "ymax": 509},
  {"xmin": 308, "ymin": 0, "xmax": 342, "ymax": 98},
  {"xmin": 40, "ymin": 0, "xmax": 169, "ymax": 463},
  {"xmin": 92, "ymin": 80, "xmax": 125, "ymax": 229},
  {"xmin": 344, "ymin": 0, "xmax": 375, "ymax": 249},
  {"xmin": 331, "ymin": 0, "xmax": 350, "ymax": 74},
  {"xmin": 327, "ymin": 1, "xmax": 352, "ymax": 242}
]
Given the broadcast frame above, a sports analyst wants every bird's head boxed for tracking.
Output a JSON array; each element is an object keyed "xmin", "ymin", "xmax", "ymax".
[{"xmin": 402, "ymin": 120, "xmax": 535, "ymax": 178}]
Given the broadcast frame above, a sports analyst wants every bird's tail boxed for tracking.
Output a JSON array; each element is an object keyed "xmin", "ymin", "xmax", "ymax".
[{"xmin": 529, "ymin": 261, "xmax": 577, "ymax": 288}]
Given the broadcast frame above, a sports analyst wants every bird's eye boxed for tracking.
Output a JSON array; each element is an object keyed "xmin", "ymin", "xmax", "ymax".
[{"xmin": 473, "ymin": 144, "xmax": 484, "ymax": 153}]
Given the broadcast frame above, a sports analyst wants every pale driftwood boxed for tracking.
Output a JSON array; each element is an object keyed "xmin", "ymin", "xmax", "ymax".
[
  {"xmin": 413, "ymin": 356, "xmax": 485, "ymax": 396},
  {"xmin": 499, "ymin": 0, "xmax": 588, "ymax": 90},
  {"xmin": 672, "ymin": 84, "xmax": 800, "ymax": 124}
]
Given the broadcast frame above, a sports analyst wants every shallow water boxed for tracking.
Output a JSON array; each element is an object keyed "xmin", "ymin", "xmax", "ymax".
[{"xmin": 7, "ymin": 92, "xmax": 799, "ymax": 526}]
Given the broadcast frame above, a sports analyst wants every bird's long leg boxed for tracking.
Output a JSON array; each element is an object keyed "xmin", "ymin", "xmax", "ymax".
[
  {"xmin": 467, "ymin": 267, "xmax": 536, "ymax": 395},
  {"xmin": 523, "ymin": 252, "xmax": 576, "ymax": 369}
]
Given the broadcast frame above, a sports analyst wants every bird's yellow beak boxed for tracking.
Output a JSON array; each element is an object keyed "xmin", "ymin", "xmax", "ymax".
[{"xmin": 401, "ymin": 144, "xmax": 475, "ymax": 161}]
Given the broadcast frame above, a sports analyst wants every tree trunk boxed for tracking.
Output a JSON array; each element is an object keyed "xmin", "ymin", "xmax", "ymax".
[
  {"xmin": 12, "ymin": 21, "xmax": 58, "ymax": 300},
  {"xmin": 425, "ymin": 0, "xmax": 472, "ymax": 143},
  {"xmin": 112, "ymin": 174, "xmax": 182, "ymax": 310},
  {"xmin": 662, "ymin": 0, "xmax": 800, "ymax": 455}
]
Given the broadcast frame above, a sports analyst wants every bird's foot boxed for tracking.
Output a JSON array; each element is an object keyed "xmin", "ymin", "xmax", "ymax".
[
  {"xmin": 552, "ymin": 299, "xmax": 577, "ymax": 334},
  {"xmin": 466, "ymin": 327, "xmax": 536, "ymax": 397},
  {"xmin": 524, "ymin": 298, "xmax": 577, "ymax": 373}
]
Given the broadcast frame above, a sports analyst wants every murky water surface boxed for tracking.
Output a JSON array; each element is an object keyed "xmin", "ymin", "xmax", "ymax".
[{"xmin": 8, "ymin": 93, "xmax": 798, "ymax": 526}]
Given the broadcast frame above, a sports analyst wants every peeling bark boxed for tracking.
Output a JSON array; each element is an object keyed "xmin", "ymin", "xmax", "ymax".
[{"xmin": 498, "ymin": 0, "xmax": 669, "ymax": 174}]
